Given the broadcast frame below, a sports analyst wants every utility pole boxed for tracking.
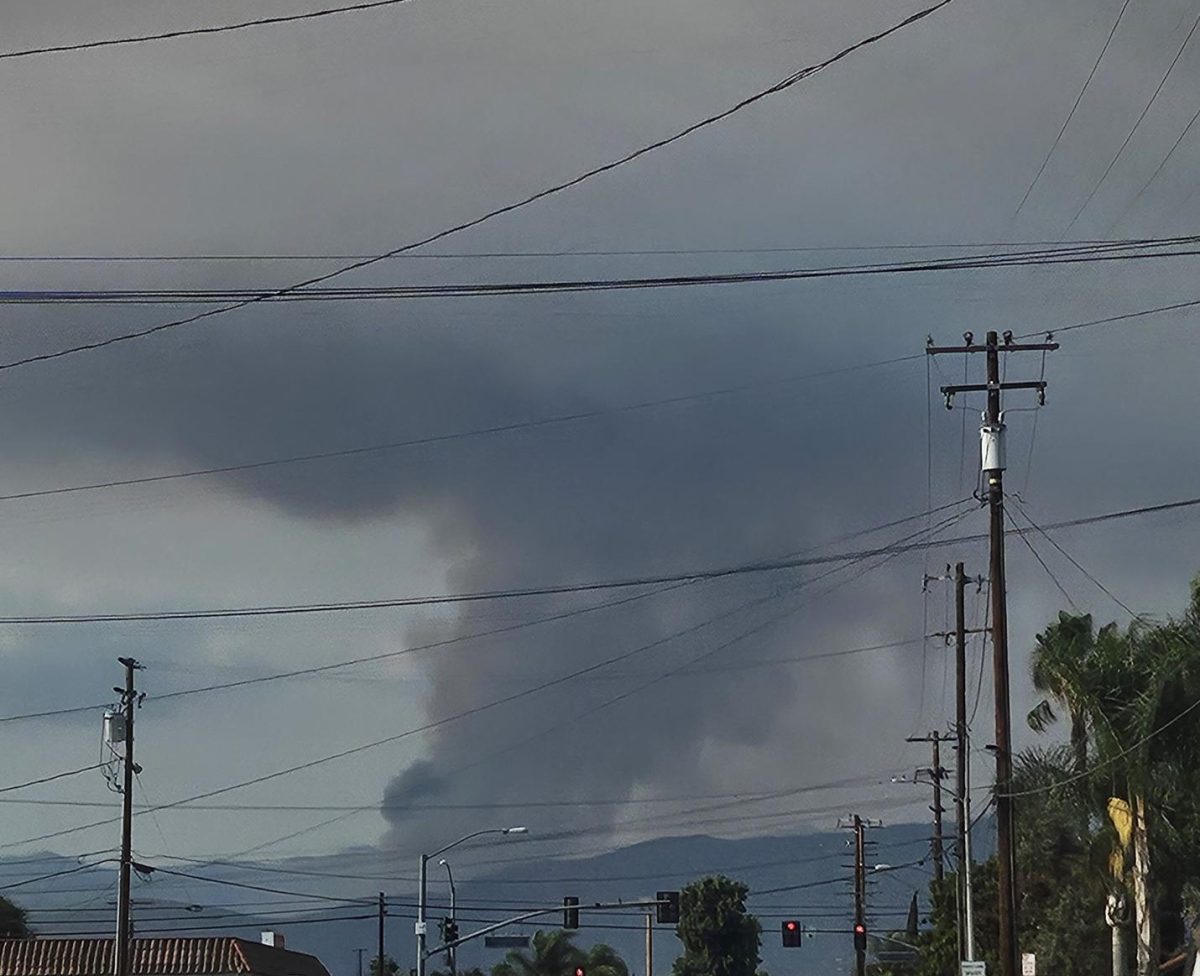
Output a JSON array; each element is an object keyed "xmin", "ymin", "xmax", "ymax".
[
  {"xmin": 928, "ymin": 330, "xmax": 1057, "ymax": 976},
  {"xmin": 645, "ymin": 911, "xmax": 654, "ymax": 976},
  {"xmin": 854, "ymin": 815, "xmax": 866, "ymax": 976},
  {"xmin": 906, "ymin": 732, "xmax": 953, "ymax": 882},
  {"xmin": 114, "ymin": 657, "xmax": 142, "ymax": 976},
  {"xmin": 378, "ymin": 893, "xmax": 386, "ymax": 976},
  {"xmin": 839, "ymin": 815, "xmax": 879, "ymax": 976}
]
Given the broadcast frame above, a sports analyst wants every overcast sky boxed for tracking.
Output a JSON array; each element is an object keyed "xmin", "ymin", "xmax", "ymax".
[{"xmin": 2, "ymin": 0, "xmax": 1200, "ymax": 882}]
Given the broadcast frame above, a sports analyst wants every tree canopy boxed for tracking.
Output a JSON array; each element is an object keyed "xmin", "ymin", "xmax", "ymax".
[{"xmin": 672, "ymin": 876, "xmax": 762, "ymax": 976}]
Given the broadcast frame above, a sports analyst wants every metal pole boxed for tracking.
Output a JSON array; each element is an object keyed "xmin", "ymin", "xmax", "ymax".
[
  {"xmin": 931, "ymin": 733, "xmax": 945, "ymax": 883},
  {"xmin": 356, "ymin": 949, "xmax": 366, "ymax": 976},
  {"xmin": 645, "ymin": 912, "xmax": 653, "ymax": 976},
  {"xmin": 417, "ymin": 855, "xmax": 428, "ymax": 976},
  {"xmin": 985, "ymin": 330, "xmax": 1019, "ymax": 976},
  {"xmin": 964, "ymin": 740, "xmax": 976, "ymax": 960},
  {"xmin": 445, "ymin": 862, "xmax": 457, "ymax": 976},
  {"xmin": 114, "ymin": 657, "xmax": 138, "ymax": 976},
  {"xmin": 855, "ymin": 815, "xmax": 866, "ymax": 976},
  {"xmin": 954, "ymin": 562, "xmax": 976, "ymax": 961}
]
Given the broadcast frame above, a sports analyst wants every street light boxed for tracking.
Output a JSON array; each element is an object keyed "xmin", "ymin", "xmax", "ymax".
[
  {"xmin": 418, "ymin": 828, "xmax": 528, "ymax": 976},
  {"xmin": 439, "ymin": 859, "xmax": 457, "ymax": 976}
]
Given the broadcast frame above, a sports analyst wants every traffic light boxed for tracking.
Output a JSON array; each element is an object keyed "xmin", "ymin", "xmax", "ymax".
[
  {"xmin": 563, "ymin": 896, "xmax": 579, "ymax": 930},
  {"xmin": 655, "ymin": 891, "xmax": 680, "ymax": 925},
  {"xmin": 781, "ymin": 920, "xmax": 802, "ymax": 947},
  {"xmin": 443, "ymin": 918, "xmax": 459, "ymax": 944},
  {"xmin": 573, "ymin": 968, "xmax": 585, "ymax": 976},
  {"xmin": 853, "ymin": 922, "xmax": 867, "ymax": 952}
]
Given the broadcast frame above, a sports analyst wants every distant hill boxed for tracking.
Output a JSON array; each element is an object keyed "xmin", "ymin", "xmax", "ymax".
[{"xmin": 7, "ymin": 823, "xmax": 967, "ymax": 976}]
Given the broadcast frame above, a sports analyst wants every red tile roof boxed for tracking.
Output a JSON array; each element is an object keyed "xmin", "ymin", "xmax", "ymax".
[{"xmin": 0, "ymin": 939, "xmax": 330, "ymax": 976}]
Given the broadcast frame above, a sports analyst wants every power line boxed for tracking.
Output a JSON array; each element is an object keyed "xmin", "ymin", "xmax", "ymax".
[
  {"xmin": 0, "ymin": 762, "xmax": 105, "ymax": 794},
  {"xmin": 0, "ymin": 0, "xmax": 957, "ymax": 374},
  {"xmin": 5, "ymin": 489, "xmax": 1200, "ymax": 629},
  {"xmin": 1003, "ymin": 689, "xmax": 1200, "ymax": 798},
  {"xmin": 0, "ymin": 0, "xmax": 415, "ymax": 61},
  {"xmin": 1012, "ymin": 0, "xmax": 1135, "ymax": 216},
  {"xmin": 1020, "ymin": 295, "xmax": 1200, "ymax": 337},
  {"xmin": 0, "ymin": 861, "xmax": 112, "ymax": 892},
  {"xmin": 2, "ymin": 508, "xmax": 950, "ymax": 856},
  {"xmin": 1107, "ymin": 101, "xmax": 1200, "ymax": 233},
  {"xmin": 1063, "ymin": 8, "xmax": 1200, "ymax": 233},
  {"xmin": 0, "ymin": 498, "xmax": 976, "ymax": 627},
  {"xmin": 1010, "ymin": 495, "xmax": 1136, "ymax": 616},
  {"xmin": 0, "ymin": 355, "xmax": 918, "ymax": 507},
  {"xmin": 156, "ymin": 514, "xmax": 960, "ymax": 864},
  {"xmin": 0, "ymin": 237, "xmax": 1174, "ymax": 261},
  {"xmin": 1005, "ymin": 507, "xmax": 1080, "ymax": 613},
  {"xmin": 5, "ymin": 238, "xmax": 1200, "ymax": 306},
  {"xmin": 0, "ymin": 284, "xmax": 1185, "ymax": 528},
  {"xmin": 0, "ymin": 499, "xmax": 965, "ymax": 728}
]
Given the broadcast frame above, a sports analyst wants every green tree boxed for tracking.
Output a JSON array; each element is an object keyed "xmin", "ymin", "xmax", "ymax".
[
  {"xmin": 672, "ymin": 876, "xmax": 762, "ymax": 976},
  {"xmin": 369, "ymin": 956, "xmax": 400, "ymax": 976},
  {"xmin": 1022, "ymin": 604, "xmax": 1200, "ymax": 976},
  {"xmin": 0, "ymin": 895, "xmax": 29, "ymax": 938}
]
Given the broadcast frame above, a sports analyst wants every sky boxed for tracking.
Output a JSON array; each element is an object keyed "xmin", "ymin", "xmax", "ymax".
[{"xmin": 2, "ymin": 0, "xmax": 1200, "ymax": 893}]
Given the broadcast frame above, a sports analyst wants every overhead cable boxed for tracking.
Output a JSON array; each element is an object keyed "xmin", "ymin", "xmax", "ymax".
[
  {"xmin": 0, "ymin": 0, "xmax": 958, "ymax": 374},
  {"xmin": 0, "ymin": 0, "xmax": 415, "ymax": 61},
  {"xmin": 2, "ymin": 491, "xmax": 1198, "ymax": 628}
]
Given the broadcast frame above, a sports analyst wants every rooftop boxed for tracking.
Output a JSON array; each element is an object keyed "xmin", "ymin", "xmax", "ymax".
[{"xmin": 0, "ymin": 938, "xmax": 331, "ymax": 976}]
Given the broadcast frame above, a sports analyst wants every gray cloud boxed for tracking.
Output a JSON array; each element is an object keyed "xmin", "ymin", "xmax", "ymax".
[{"xmin": 1, "ymin": 0, "xmax": 1199, "ymax": 862}]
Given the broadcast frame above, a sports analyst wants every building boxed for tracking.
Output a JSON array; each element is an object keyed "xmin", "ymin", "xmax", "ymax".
[{"xmin": 0, "ymin": 936, "xmax": 331, "ymax": 976}]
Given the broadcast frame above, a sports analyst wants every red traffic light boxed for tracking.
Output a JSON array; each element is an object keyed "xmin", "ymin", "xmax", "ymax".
[
  {"xmin": 574, "ymin": 968, "xmax": 586, "ymax": 976},
  {"xmin": 781, "ymin": 920, "xmax": 802, "ymax": 947},
  {"xmin": 853, "ymin": 923, "xmax": 867, "ymax": 952},
  {"xmin": 786, "ymin": 922, "xmax": 797, "ymax": 931},
  {"xmin": 854, "ymin": 924, "xmax": 865, "ymax": 934}
]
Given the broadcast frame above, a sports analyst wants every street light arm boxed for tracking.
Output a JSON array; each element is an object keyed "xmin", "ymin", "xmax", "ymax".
[{"xmin": 427, "ymin": 827, "xmax": 526, "ymax": 860}]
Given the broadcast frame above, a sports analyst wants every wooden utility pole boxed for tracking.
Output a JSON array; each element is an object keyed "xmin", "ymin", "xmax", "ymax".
[
  {"xmin": 907, "ymin": 732, "xmax": 953, "ymax": 882},
  {"xmin": 377, "ymin": 893, "xmax": 386, "ymax": 976},
  {"xmin": 840, "ymin": 815, "xmax": 879, "ymax": 976},
  {"xmin": 114, "ymin": 657, "xmax": 141, "ymax": 976},
  {"xmin": 928, "ymin": 330, "xmax": 1057, "ymax": 976}
]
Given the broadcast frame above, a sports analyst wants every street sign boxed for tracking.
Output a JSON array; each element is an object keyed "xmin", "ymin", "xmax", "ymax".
[
  {"xmin": 485, "ymin": 937, "xmax": 531, "ymax": 949},
  {"xmin": 1022, "ymin": 953, "xmax": 1037, "ymax": 976},
  {"xmin": 414, "ymin": 921, "xmax": 427, "ymax": 936},
  {"xmin": 961, "ymin": 962, "xmax": 986, "ymax": 976}
]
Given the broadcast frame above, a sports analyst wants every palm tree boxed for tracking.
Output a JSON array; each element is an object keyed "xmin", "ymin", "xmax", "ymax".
[
  {"xmin": 1027, "ymin": 612, "xmax": 1103, "ymax": 771},
  {"xmin": 1024, "ymin": 594, "xmax": 1200, "ymax": 976},
  {"xmin": 582, "ymin": 944, "xmax": 628, "ymax": 976},
  {"xmin": 490, "ymin": 932, "xmax": 628, "ymax": 976},
  {"xmin": 492, "ymin": 931, "xmax": 582, "ymax": 976}
]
